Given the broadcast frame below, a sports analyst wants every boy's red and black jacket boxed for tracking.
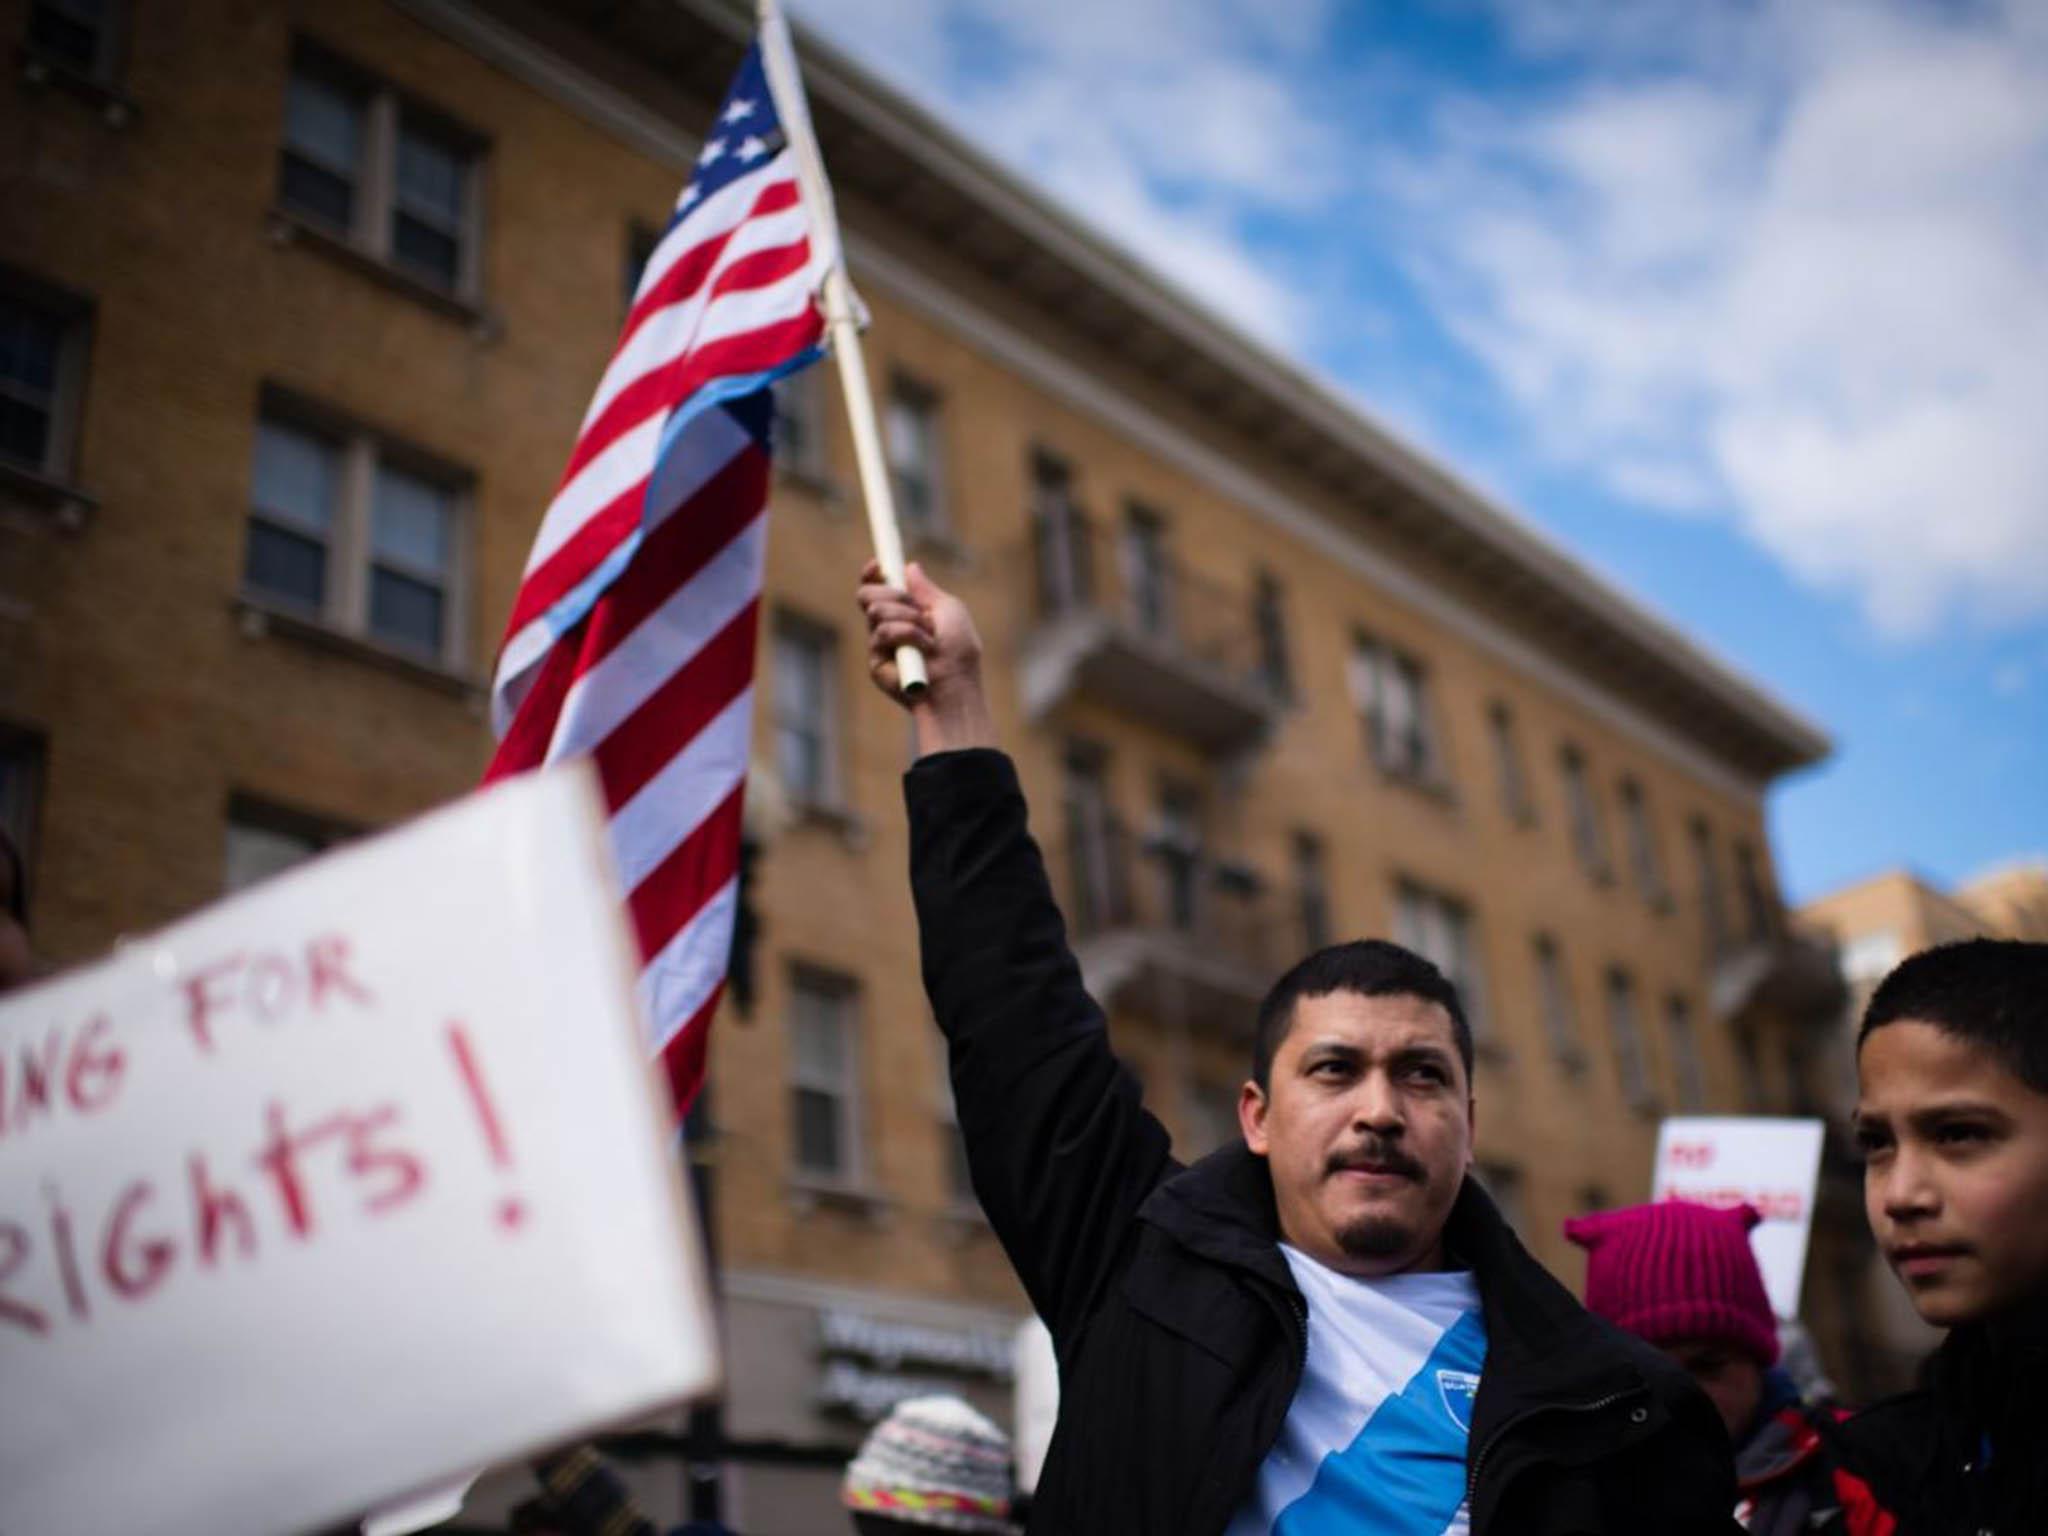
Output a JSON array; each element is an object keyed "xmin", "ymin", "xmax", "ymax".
[{"xmin": 1734, "ymin": 1380, "xmax": 1893, "ymax": 1536}]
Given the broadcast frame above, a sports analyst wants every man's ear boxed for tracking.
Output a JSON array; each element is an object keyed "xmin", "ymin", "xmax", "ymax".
[{"xmin": 1240, "ymin": 1079, "xmax": 1270, "ymax": 1156}]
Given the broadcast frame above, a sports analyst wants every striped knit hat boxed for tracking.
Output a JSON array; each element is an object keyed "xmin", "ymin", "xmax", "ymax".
[
  {"xmin": 1564, "ymin": 1200, "xmax": 1780, "ymax": 1367},
  {"xmin": 842, "ymin": 1394, "xmax": 1017, "ymax": 1533}
]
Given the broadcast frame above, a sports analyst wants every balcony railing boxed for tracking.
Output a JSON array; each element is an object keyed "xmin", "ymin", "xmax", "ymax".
[
  {"xmin": 1013, "ymin": 505, "xmax": 1283, "ymax": 755},
  {"xmin": 1044, "ymin": 806, "xmax": 1282, "ymax": 1036}
]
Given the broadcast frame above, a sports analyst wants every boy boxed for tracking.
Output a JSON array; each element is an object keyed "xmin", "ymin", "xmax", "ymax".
[{"xmin": 1840, "ymin": 938, "xmax": 2048, "ymax": 1532}]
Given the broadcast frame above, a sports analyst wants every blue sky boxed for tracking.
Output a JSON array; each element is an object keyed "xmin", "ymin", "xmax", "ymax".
[{"xmin": 790, "ymin": 0, "xmax": 2048, "ymax": 904}]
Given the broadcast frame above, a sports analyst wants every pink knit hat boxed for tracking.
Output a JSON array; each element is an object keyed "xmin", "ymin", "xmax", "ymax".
[{"xmin": 1563, "ymin": 1200, "xmax": 1779, "ymax": 1367}]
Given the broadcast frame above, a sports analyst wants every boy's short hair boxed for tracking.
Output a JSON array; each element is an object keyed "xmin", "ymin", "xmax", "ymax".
[
  {"xmin": 1858, "ymin": 938, "xmax": 2048, "ymax": 1092},
  {"xmin": 1252, "ymin": 940, "xmax": 1473, "ymax": 1091}
]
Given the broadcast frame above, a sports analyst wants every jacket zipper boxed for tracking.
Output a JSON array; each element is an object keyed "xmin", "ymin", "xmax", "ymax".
[{"xmin": 1464, "ymin": 1386, "xmax": 1640, "ymax": 1506}]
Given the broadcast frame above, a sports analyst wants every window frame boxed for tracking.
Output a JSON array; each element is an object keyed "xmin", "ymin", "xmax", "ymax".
[
  {"xmin": 1665, "ymin": 992, "xmax": 1707, "ymax": 1112},
  {"xmin": 0, "ymin": 266, "xmax": 94, "ymax": 487},
  {"xmin": 1252, "ymin": 568, "xmax": 1294, "ymax": 701},
  {"xmin": 787, "ymin": 965, "xmax": 864, "ymax": 1187},
  {"xmin": 884, "ymin": 372, "xmax": 945, "ymax": 534},
  {"xmin": 0, "ymin": 723, "xmax": 48, "ymax": 921},
  {"xmin": 1292, "ymin": 830, "xmax": 1332, "ymax": 953},
  {"xmin": 1618, "ymin": 776, "xmax": 1670, "ymax": 909},
  {"xmin": 1604, "ymin": 966, "xmax": 1654, "ymax": 1113},
  {"xmin": 24, "ymin": 0, "xmax": 128, "ymax": 87},
  {"xmin": 1351, "ymin": 631, "xmax": 1443, "ymax": 787},
  {"xmin": 1532, "ymin": 932, "xmax": 1585, "ymax": 1073},
  {"xmin": 1487, "ymin": 700, "xmax": 1535, "ymax": 825},
  {"xmin": 241, "ymin": 390, "xmax": 473, "ymax": 670},
  {"xmin": 277, "ymin": 38, "xmax": 488, "ymax": 304},
  {"xmin": 1120, "ymin": 500, "xmax": 1175, "ymax": 641},
  {"xmin": 1393, "ymin": 877, "xmax": 1490, "ymax": 1047},
  {"xmin": 222, "ymin": 794, "xmax": 358, "ymax": 895},
  {"xmin": 1559, "ymin": 744, "xmax": 1613, "ymax": 882},
  {"xmin": 770, "ymin": 612, "xmax": 843, "ymax": 812}
]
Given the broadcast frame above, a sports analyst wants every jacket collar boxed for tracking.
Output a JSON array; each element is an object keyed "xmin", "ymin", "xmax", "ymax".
[{"xmin": 1138, "ymin": 1143, "xmax": 1639, "ymax": 1398}]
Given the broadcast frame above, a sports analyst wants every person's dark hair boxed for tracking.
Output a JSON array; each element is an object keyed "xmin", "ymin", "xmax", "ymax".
[
  {"xmin": 0, "ymin": 826, "xmax": 25, "ymax": 927},
  {"xmin": 1252, "ymin": 939, "xmax": 1473, "ymax": 1090},
  {"xmin": 1858, "ymin": 938, "xmax": 2048, "ymax": 1093}
]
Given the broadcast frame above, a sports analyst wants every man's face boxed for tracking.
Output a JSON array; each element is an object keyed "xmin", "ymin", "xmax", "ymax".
[
  {"xmin": 1241, "ymin": 990, "xmax": 1473, "ymax": 1277},
  {"xmin": 1857, "ymin": 1020, "xmax": 2048, "ymax": 1327},
  {"xmin": 1661, "ymin": 1339, "xmax": 1763, "ymax": 1440}
]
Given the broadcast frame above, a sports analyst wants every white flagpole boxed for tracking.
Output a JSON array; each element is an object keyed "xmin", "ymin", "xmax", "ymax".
[{"xmin": 757, "ymin": 0, "xmax": 928, "ymax": 697}]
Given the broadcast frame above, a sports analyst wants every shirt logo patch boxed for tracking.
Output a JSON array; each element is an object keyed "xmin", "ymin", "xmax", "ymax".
[{"xmin": 1436, "ymin": 1369, "xmax": 1480, "ymax": 1433}]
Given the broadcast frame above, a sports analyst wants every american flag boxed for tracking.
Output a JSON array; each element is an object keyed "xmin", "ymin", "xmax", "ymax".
[{"xmin": 485, "ymin": 38, "xmax": 829, "ymax": 1116}]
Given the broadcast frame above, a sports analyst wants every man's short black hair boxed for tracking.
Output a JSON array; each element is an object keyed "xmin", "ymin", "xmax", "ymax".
[
  {"xmin": 1252, "ymin": 939, "xmax": 1473, "ymax": 1091},
  {"xmin": 1859, "ymin": 938, "xmax": 2048, "ymax": 1093}
]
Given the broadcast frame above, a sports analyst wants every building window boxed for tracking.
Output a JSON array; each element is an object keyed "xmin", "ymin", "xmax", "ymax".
[
  {"xmin": 775, "ymin": 363, "xmax": 828, "ymax": 482},
  {"xmin": 1394, "ymin": 879, "xmax": 1488, "ymax": 1045},
  {"xmin": 1122, "ymin": 503, "xmax": 1174, "ymax": 640},
  {"xmin": 1666, "ymin": 993, "xmax": 1706, "ymax": 1112},
  {"xmin": 26, "ymin": 0, "xmax": 125, "ymax": 82},
  {"xmin": 0, "ymin": 726, "xmax": 46, "ymax": 918},
  {"xmin": 1253, "ymin": 569, "xmax": 1293, "ymax": 700},
  {"xmin": 1061, "ymin": 741, "xmax": 1120, "ymax": 935},
  {"xmin": 1488, "ymin": 702, "xmax": 1533, "ymax": 824},
  {"xmin": 1150, "ymin": 778, "xmax": 1204, "ymax": 933},
  {"xmin": 1292, "ymin": 831, "xmax": 1332, "ymax": 953},
  {"xmin": 0, "ymin": 270, "xmax": 92, "ymax": 482},
  {"xmin": 1691, "ymin": 816, "xmax": 1729, "ymax": 954},
  {"xmin": 1351, "ymin": 634, "xmax": 1441, "ymax": 784},
  {"xmin": 789, "ymin": 968, "xmax": 861, "ymax": 1183},
  {"xmin": 1560, "ymin": 745, "xmax": 1611, "ymax": 881},
  {"xmin": 885, "ymin": 375, "xmax": 943, "ymax": 533},
  {"xmin": 1735, "ymin": 841, "xmax": 1776, "ymax": 943},
  {"xmin": 1618, "ymin": 778, "xmax": 1669, "ymax": 908},
  {"xmin": 1735, "ymin": 1023, "xmax": 1769, "ymax": 1111},
  {"xmin": 1604, "ymin": 967, "xmax": 1653, "ymax": 1111},
  {"xmin": 223, "ymin": 798, "xmax": 353, "ymax": 894},
  {"xmin": 772, "ymin": 616, "xmax": 840, "ymax": 810},
  {"xmin": 1030, "ymin": 447, "xmax": 1090, "ymax": 613},
  {"xmin": 1532, "ymin": 933, "xmax": 1583, "ymax": 1071},
  {"xmin": 242, "ymin": 404, "xmax": 470, "ymax": 665},
  {"xmin": 278, "ymin": 43, "xmax": 484, "ymax": 300}
]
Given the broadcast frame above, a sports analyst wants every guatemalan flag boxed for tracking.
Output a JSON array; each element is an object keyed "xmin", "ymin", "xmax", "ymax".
[{"xmin": 484, "ymin": 18, "xmax": 835, "ymax": 1118}]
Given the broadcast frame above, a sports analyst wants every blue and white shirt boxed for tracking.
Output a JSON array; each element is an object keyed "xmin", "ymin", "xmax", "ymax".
[{"xmin": 1226, "ymin": 1245, "xmax": 1489, "ymax": 1536}]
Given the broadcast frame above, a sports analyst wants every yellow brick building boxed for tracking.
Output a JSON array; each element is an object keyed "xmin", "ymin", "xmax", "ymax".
[{"xmin": 2, "ymin": 0, "xmax": 1843, "ymax": 1527}]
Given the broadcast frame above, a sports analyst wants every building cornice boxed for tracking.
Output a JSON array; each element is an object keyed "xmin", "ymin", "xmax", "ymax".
[{"xmin": 398, "ymin": 0, "xmax": 1828, "ymax": 791}]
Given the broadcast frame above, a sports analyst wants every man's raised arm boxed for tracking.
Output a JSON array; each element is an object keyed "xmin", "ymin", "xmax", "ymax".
[{"xmin": 858, "ymin": 561, "xmax": 1175, "ymax": 1343}]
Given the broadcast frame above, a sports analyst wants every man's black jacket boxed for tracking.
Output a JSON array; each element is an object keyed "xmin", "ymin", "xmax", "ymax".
[{"xmin": 909, "ymin": 750, "xmax": 1738, "ymax": 1535}]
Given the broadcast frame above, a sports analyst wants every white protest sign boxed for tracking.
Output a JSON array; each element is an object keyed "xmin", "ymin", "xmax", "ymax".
[
  {"xmin": 1652, "ymin": 1116, "xmax": 1826, "ymax": 1318},
  {"xmin": 0, "ymin": 765, "xmax": 719, "ymax": 1536}
]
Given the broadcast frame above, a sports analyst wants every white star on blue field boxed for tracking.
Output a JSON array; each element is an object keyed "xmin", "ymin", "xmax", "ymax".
[{"xmin": 793, "ymin": 0, "xmax": 2048, "ymax": 900}]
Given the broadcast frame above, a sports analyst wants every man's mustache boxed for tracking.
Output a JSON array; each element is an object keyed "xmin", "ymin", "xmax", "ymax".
[{"xmin": 1324, "ymin": 1141, "xmax": 1426, "ymax": 1181}]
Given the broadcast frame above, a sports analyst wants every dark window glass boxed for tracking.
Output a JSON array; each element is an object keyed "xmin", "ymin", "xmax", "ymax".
[
  {"xmin": 369, "ymin": 569, "xmax": 443, "ymax": 653},
  {"xmin": 392, "ymin": 217, "xmax": 459, "ymax": 289},
  {"xmin": 28, "ymin": 0, "xmax": 105, "ymax": 75},
  {"xmin": 1254, "ymin": 571, "xmax": 1293, "ymax": 699},
  {"xmin": 279, "ymin": 159, "xmax": 355, "ymax": 230},
  {"xmin": 391, "ymin": 120, "xmax": 466, "ymax": 290},
  {"xmin": 794, "ymin": 1088, "xmax": 842, "ymax": 1176},
  {"xmin": 245, "ymin": 522, "xmax": 327, "ymax": 609},
  {"xmin": 281, "ymin": 70, "xmax": 364, "ymax": 230},
  {"xmin": 0, "ymin": 295, "xmax": 64, "ymax": 469}
]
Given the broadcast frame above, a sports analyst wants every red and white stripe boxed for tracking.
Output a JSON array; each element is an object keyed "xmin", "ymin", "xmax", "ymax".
[{"xmin": 486, "ymin": 143, "xmax": 826, "ymax": 1117}]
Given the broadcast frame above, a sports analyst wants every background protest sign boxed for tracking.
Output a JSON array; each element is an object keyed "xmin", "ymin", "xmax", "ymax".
[
  {"xmin": 0, "ymin": 765, "xmax": 719, "ymax": 1536},
  {"xmin": 1653, "ymin": 1115, "xmax": 1826, "ymax": 1318}
]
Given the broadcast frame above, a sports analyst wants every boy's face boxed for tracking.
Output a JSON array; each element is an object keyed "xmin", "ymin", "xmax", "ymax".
[{"xmin": 1856, "ymin": 1020, "xmax": 2048, "ymax": 1327}]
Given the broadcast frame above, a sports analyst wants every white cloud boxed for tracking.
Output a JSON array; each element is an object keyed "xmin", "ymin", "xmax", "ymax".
[
  {"xmin": 1385, "ymin": 0, "xmax": 2048, "ymax": 635},
  {"xmin": 790, "ymin": 0, "xmax": 1339, "ymax": 344}
]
